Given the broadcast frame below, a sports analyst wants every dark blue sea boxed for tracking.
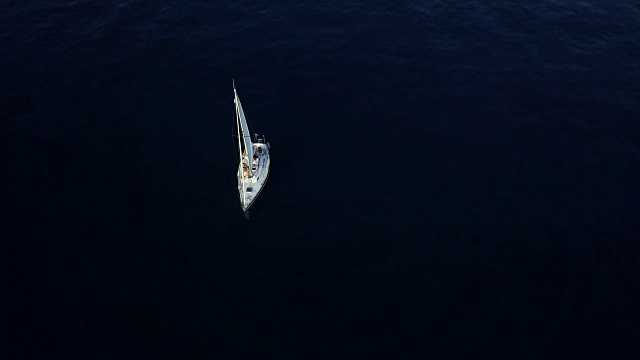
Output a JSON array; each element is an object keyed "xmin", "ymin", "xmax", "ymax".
[{"xmin": 3, "ymin": 1, "xmax": 640, "ymax": 358}]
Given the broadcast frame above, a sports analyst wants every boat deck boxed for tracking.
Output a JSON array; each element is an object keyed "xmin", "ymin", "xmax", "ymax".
[{"xmin": 237, "ymin": 142, "xmax": 270, "ymax": 210}]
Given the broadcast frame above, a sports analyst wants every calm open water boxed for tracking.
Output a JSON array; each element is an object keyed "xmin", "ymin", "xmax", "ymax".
[{"xmin": 3, "ymin": 1, "xmax": 640, "ymax": 358}]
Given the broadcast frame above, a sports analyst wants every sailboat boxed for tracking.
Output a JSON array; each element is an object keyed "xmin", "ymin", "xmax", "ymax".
[{"xmin": 234, "ymin": 82, "xmax": 271, "ymax": 213}]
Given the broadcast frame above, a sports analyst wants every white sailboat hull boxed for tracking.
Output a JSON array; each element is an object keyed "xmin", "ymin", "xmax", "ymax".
[{"xmin": 237, "ymin": 142, "xmax": 270, "ymax": 211}]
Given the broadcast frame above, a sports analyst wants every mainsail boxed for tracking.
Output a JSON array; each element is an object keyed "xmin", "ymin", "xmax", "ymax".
[{"xmin": 234, "ymin": 87, "xmax": 253, "ymax": 176}]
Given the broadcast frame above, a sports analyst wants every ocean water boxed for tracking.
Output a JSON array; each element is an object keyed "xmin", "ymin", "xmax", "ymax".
[{"xmin": 3, "ymin": 1, "xmax": 640, "ymax": 357}]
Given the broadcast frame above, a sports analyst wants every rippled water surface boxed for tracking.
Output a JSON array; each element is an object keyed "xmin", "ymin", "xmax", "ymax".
[{"xmin": 3, "ymin": 1, "xmax": 640, "ymax": 357}]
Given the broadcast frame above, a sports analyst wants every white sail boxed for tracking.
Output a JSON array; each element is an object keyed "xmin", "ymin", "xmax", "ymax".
[
  {"xmin": 234, "ymin": 88, "xmax": 253, "ymax": 175},
  {"xmin": 235, "ymin": 97, "xmax": 245, "ymax": 202}
]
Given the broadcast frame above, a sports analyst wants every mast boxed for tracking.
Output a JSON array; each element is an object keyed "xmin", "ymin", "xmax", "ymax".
[
  {"xmin": 234, "ymin": 86, "xmax": 253, "ymax": 177},
  {"xmin": 234, "ymin": 97, "xmax": 243, "ymax": 161}
]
